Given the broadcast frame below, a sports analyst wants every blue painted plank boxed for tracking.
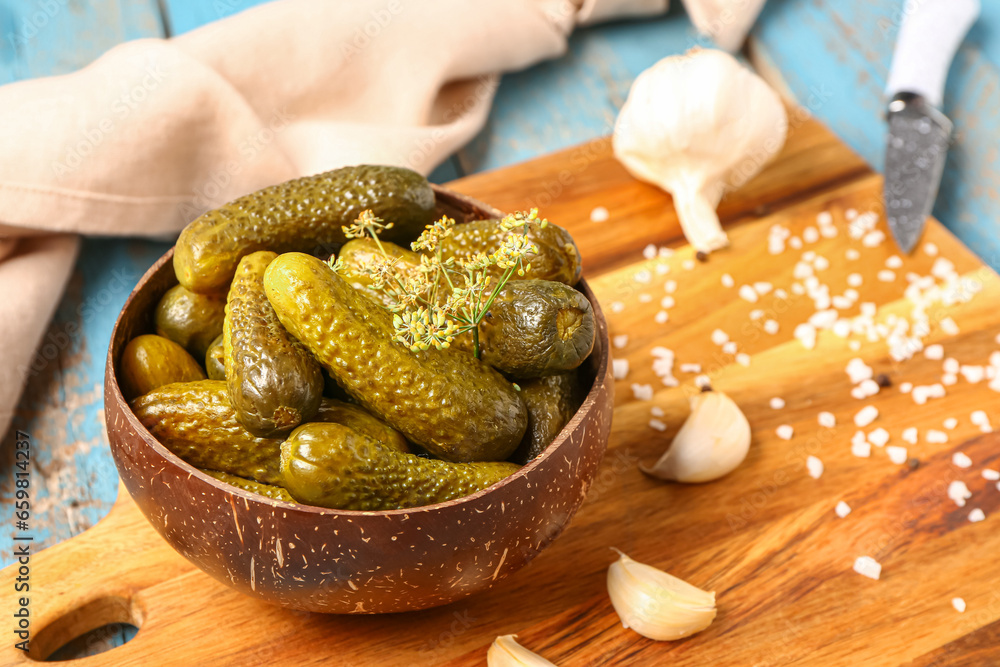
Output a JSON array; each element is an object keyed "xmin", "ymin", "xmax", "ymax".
[
  {"xmin": 162, "ymin": 0, "xmax": 271, "ymax": 36},
  {"xmin": 753, "ymin": 0, "xmax": 1000, "ymax": 270}
]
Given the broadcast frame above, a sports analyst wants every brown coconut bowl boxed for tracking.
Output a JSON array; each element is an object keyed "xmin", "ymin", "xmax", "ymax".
[{"xmin": 104, "ymin": 185, "xmax": 613, "ymax": 614}]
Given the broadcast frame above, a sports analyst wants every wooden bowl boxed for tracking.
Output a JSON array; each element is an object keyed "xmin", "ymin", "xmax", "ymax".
[{"xmin": 103, "ymin": 185, "xmax": 613, "ymax": 614}]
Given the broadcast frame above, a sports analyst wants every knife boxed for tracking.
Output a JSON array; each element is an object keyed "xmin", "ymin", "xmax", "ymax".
[{"xmin": 883, "ymin": 0, "xmax": 980, "ymax": 254}]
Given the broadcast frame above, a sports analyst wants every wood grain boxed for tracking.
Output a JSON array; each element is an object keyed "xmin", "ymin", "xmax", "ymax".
[{"xmin": 3, "ymin": 115, "xmax": 1000, "ymax": 665}]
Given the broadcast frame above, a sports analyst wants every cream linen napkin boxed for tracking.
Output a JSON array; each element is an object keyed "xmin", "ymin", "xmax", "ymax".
[{"xmin": 0, "ymin": 0, "xmax": 671, "ymax": 436}]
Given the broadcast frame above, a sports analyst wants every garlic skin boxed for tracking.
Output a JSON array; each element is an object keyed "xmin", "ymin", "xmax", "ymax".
[
  {"xmin": 487, "ymin": 635, "xmax": 557, "ymax": 667},
  {"xmin": 682, "ymin": 0, "xmax": 768, "ymax": 52},
  {"xmin": 607, "ymin": 550, "xmax": 717, "ymax": 641},
  {"xmin": 641, "ymin": 391, "xmax": 751, "ymax": 483},
  {"xmin": 613, "ymin": 49, "xmax": 787, "ymax": 253}
]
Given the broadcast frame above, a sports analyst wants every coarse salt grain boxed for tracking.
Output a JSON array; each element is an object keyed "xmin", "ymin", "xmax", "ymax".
[
  {"xmin": 818, "ymin": 211, "xmax": 833, "ymax": 225},
  {"xmin": 722, "ymin": 341, "xmax": 738, "ymax": 355},
  {"xmin": 863, "ymin": 230, "xmax": 886, "ymax": 247},
  {"xmin": 764, "ymin": 320, "xmax": 779, "ymax": 335},
  {"xmin": 659, "ymin": 247, "xmax": 674, "ymax": 258},
  {"xmin": 924, "ymin": 344, "xmax": 944, "ymax": 360},
  {"xmin": 943, "ymin": 417, "xmax": 958, "ymax": 429},
  {"xmin": 711, "ymin": 329, "xmax": 729, "ymax": 346},
  {"xmin": 846, "ymin": 358, "xmax": 873, "ymax": 384},
  {"xmin": 643, "ymin": 244, "xmax": 657, "ymax": 260},
  {"xmin": 851, "ymin": 440, "xmax": 871, "ymax": 458},
  {"xmin": 664, "ymin": 280, "xmax": 677, "ymax": 293},
  {"xmin": 660, "ymin": 296, "xmax": 675, "ymax": 309},
  {"xmin": 927, "ymin": 430, "xmax": 950, "ymax": 444},
  {"xmin": 655, "ymin": 262, "xmax": 670, "ymax": 275},
  {"xmin": 943, "ymin": 358, "xmax": 959, "ymax": 374},
  {"xmin": 924, "ymin": 242, "xmax": 938, "ymax": 256},
  {"xmin": 902, "ymin": 427, "xmax": 918, "ymax": 444},
  {"xmin": 736, "ymin": 353, "xmax": 751, "ymax": 367},
  {"xmin": 795, "ymin": 323, "xmax": 817, "ymax": 350},
  {"xmin": 941, "ymin": 317, "xmax": 960, "ymax": 336},
  {"xmin": 739, "ymin": 284, "xmax": 758, "ymax": 303},
  {"xmin": 868, "ymin": 428, "xmax": 889, "ymax": 447},
  {"xmin": 835, "ymin": 501, "xmax": 851, "ymax": 518},
  {"xmin": 694, "ymin": 374, "xmax": 712, "ymax": 389},
  {"xmin": 638, "ymin": 293, "xmax": 653, "ymax": 303},
  {"xmin": 611, "ymin": 301, "xmax": 625, "ymax": 313},
  {"xmin": 853, "ymin": 556, "xmax": 881, "ymax": 580},
  {"xmin": 683, "ymin": 259, "xmax": 696, "ymax": 271},
  {"xmin": 849, "ymin": 340, "xmax": 862, "ymax": 351},
  {"xmin": 790, "ymin": 236, "xmax": 803, "ymax": 249},
  {"xmin": 818, "ymin": 411, "xmax": 836, "ymax": 428},
  {"xmin": 952, "ymin": 598, "xmax": 967, "ymax": 613},
  {"xmin": 952, "ymin": 451, "xmax": 972, "ymax": 467},
  {"xmin": 886, "ymin": 255, "xmax": 903, "ymax": 269},
  {"xmin": 948, "ymin": 480, "xmax": 972, "ymax": 507},
  {"xmin": 770, "ymin": 397, "xmax": 785, "ymax": 409},
  {"xmin": 679, "ymin": 363, "xmax": 701, "ymax": 373},
  {"xmin": 942, "ymin": 373, "xmax": 957, "ymax": 386},
  {"xmin": 721, "ymin": 273, "xmax": 734, "ymax": 288},
  {"xmin": 631, "ymin": 383, "xmax": 653, "ymax": 401},
  {"xmin": 590, "ymin": 206, "xmax": 609, "ymax": 222},
  {"xmin": 650, "ymin": 406, "xmax": 665, "ymax": 418},
  {"xmin": 847, "ymin": 273, "xmax": 863, "ymax": 287},
  {"xmin": 649, "ymin": 419, "xmax": 667, "ymax": 432},
  {"xmin": 912, "ymin": 383, "xmax": 946, "ymax": 405},
  {"xmin": 776, "ymin": 425, "xmax": 794, "ymax": 440},
  {"xmin": 846, "ymin": 248, "xmax": 860, "ymax": 260},
  {"xmin": 807, "ymin": 456, "xmax": 824, "ymax": 479},
  {"xmin": 754, "ymin": 281, "xmax": 773, "ymax": 295},
  {"xmin": 982, "ymin": 469, "xmax": 1000, "ymax": 481},
  {"xmin": 612, "ymin": 359, "xmax": 629, "ymax": 380},
  {"xmin": 886, "ymin": 446, "xmax": 908, "ymax": 464},
  {"xmin": 961, "ymin": 365, "xmax": 985, "ymax": 383},
  {"xmin": 854, "ymin": 405, "xmax": 879, "ymax": 427},
  {"xmin": 877, "ymin": 270, "xmax": 896, "ymax": 282},
  {"xmin": 803, "ymin": 227, "xmax": 819, "ymax": 244},
  {"xmin": 613, "ymin": 334, "xmax": 629, "ymax": 349},
  {"xmin": 969, "ymin": 508, "xmax": 986, "ymax": 523},
  {"xmin": 634, "ymin": 269, "xmax": 652, "ymax": 284},
  {"xmin": 654, "ymin": 311, "xmax": 669, "ymax": 324},
  {"xmin": 749, "ymin": 309, "xmax": 765, "ymax": 320},
  {"xmin": 900, "ymin": 382, "xmax": 913, "ymax": 393}
]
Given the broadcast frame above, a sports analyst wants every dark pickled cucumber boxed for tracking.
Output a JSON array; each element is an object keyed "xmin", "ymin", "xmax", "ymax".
[
  {"xmin": 439, "ymin": 219, "xmax": 582, "ymax": 285},
  {"xmin": 201, "ymin": 469, "xmax": 294, "ymax": 502},
  {"xmin": 131, "ymin": 380, "xmax": 284, "ymax": 484},
  {"xmin": 205, "ymin": 333, "xmax": 225, "ymax": 380},
  {"xmin": 264, "ymin": 253, "xmax": 527, "ymax": 462},
  {"xmin": 174, "ymin": 165, "xmax": 436, "ymax": 293},
  {"xmin": 314, "ymin": 400, "xmax": 409, "ymax": 453},
  {"xmin": 479, "ymin": 279, "xmax": 595, "ymax": 379},
  {"xmin": 510, "ymin": 371, "xmax": 582, "ymax": 464},
  {"xmin": 280, "ymin": 423, "xmax": 520, "ymax": 510},
  {"xmin": 224, "ymin": 251, "xmax": 323, "ymax": 437},
  {"xmin": 154, "ymin": 285, "xmax": 226, "ymax": 358},
  {"xmin": 119, "ymin": 334, "xmax": 206, "ymax": 400}
]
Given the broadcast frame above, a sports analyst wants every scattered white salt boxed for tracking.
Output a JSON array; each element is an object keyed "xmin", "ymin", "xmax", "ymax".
[
  {"xmin": 711, "ymin": 329, "xmax": 729, "ymax": 346},
  {"xmin": 754, "ymin": 281, "xmax": 773, "ymax": 295},
  {"xmin": 952, "ymin": 451, "xmax": 972, "ymax": 467},
  {"xmin": 982, "ymin": 469, "xmax": 1000, "ymax": 481},
  {"xmin": 835, "ymin": 501, "xmax": 851, "ymax": 518},
  {"xmin": 969, "ymin": 508, "xmax": 986, "ymax": 523},
  {"xmin": 679, "ymin": 363, "xmax": 701, "ymax": 374},
  {"xmin": 649, "ymin": 419, "xmax": 667, "ymax": 432},
  {"xmin": 814, "ymin": 256, "xmax": 830, "ymax": 271},
  {"xmin": 643, "ymin": 244, "xmax": 657, "ymax": 260},
  {"xmin": 942, "ymin": 373, "xmax": 958, "ymax": 386},
  {"xmin": 948, "ymin": 480, "xmax": 972, "ymax": 507},
  {"xmin": 854, "ymin": 405, "xmax": 879, "ymax": 427},
  {"xmin": 846, "ymin": 208, "xmax": 858, "ymax": 220},
  {"xmin": 789, "ymin": 236, "xmax": 803, "ymax": 249},
  {"xmin": 722, "ymin": 341, "xmax": 738, "ymax": 355},
  {"xmin": 795, "ymin": 323, "xmax": 817, "ymax": 350},
  {"xmin": 817, "ymin": 211, "xmax": 833, "ymax": 225},
  {"xmin": 952, "ymin": 598, "xmax": 967, "ymax": 613},
  {"xmin": 749, "ymin": 309, "xmax": 765, "ymax": 321},
  {"xmin": 849, "ymin": 340, "xmax": 862, "ymax": 351},
  {"xmin": 654, "ymin": 311, "xmax": 669, "ymax": 324},
  {"xmin": 902, "ymin": 427, "xmax": 918, "ymax": 444},
  {"xmin": 739, "ymin": 284, "xmax": 759, "ymax": 303},
  {"xmin": 613, "ymin": 334, "xmax": 629, "ymax": 349},
  {"xmin": 846, "ymin": 248, "xmax": 860, "ymax": 260},
  {"xmin": 807, "ymin": 456, "xmax": 824, "ymax": 479},
  {"xmin": 944, "ymin": 358, "xmax": 959, "ymax": 374},
  {"xmin": 940, "ymin": 317, "xmax": 960, "ymax": 336},
  {"xmin": 658, "ymin": 247, "xmax": 674, "ymax": 258},
  {"xmin": 660, "ymin": 296, "xmax": 675, "ymax": 309},
  {"xmin": 924, "ymin": 344, "xmax": 944, "ymax": 360},
  {"xmin": 776, "ymin": 425, "xmax": 794, "ymax": 440},
  {"xmin": 847, "ymin": 273, "xmax": 863, "ymax": 287},
  {"xmin": 960, "ymin": 365, "xmax": 985, "ymax": 384},
  {"xmin": 886, "ymin": 446, "xmax": 908, "ymax": 464},
  {"xmin": 650, "ymin": 406, "xmax": 665, "ymax": 418},
  {"xmin": 638, "ymin": 293, "xmax": 653, "ymax": 303},
  {"xmin": 853, "ymin": 556, "xmax": 881, "ymax": 580},
  {"xmin": 803, "ymin": 227, "xmax": 819, "ymax": 244},
  {"xmin": 611, "ymin": 301, "xmax": 625, "ymax": 313},
  {"xmin": 631, "ymin": 383, "xmax": 653, "ymax": 401},
  {"xmin": 736, "ymin": 353, "xmax": 751, "ymax": 367},
  {"xmin": 612, "ymin": 358, "xmax": 630, "ymax": 380},
  {"xmin": 971, "ymin": 410, "xmax": 990, "ymax": 426},
  {"xmin": 683, "ymin": 259, "xmax": 696, "ymax": 271},
  {"xmin": 899, "ymin": 382, "xmax": 913, "ymax": 393},
  {"xmin": 868, "ymin": 428, "xmax": 889, "ymax": 447},
  {"xmin": 655, "ymin": 262, "xmax": 670, "ymax": 275},
  {"xmin": 846, "ymin": 358, "xmax": 873, "ymax": 384},
  {"xmin": 852, "ymin": 379, "xmax": 880, "ymax": 399},
  {"xmin": 664, "ymin": 280, "xmax": 677, "ymax": 293},
  {"xmin": 721, "ymin": 273, "xmax": 734, "ymax": 288},
  {"xmin": 770, "ymin": 397, "xmax": 785, "ymax": 410},
  {"xmin": 589, "ymin": 206, "xmax": 609, "ymax": 223},
  {"xmin": 764, "ymin": 320, "xmax": 779, "ymax": 335},
  {"xmin": 818, "ymin": 411, "xmax": 836, "ymax": 428},
  {"xmin": 912, "ymin": 383, "xmax": 946, "ymax": 405},
  {"xmin": 694, "ymin": 374, "xmax": 712, "ymax": 389},
  {"xmin": 633, "ymin": 269, "xmax": 652, "ymax": 284},
  {"xmin": 877, "ymin": 269, "xmax": 895, "ymax": 282},
  {"xmin": 943, "ymin": 417, "xmax": 958, "ymax": 430},
  {"xmin": 886, "ymin": 255, "xmax": 903, "ymax": 269},
  {"xmin": 924, "ymin": 242, "xmax": 939, "ymax": 256},
  {"xmin": 851, "ymin": 440, "xmax": 871, "ymax": 458}
]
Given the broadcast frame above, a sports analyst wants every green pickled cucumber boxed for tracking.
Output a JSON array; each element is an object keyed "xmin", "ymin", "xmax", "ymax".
[
  {"xmin": 478, "ymin": 279, "xmax": 595, "ymax": 379},
  {"xmin": 174, "ymin": 165, "xmax": 436, "ymax": 293},
  {"xmin": 131, "ymin": 380, "xmax": 283, "ymax": 484},
  {"xmin": 280, "ymin": 423, "xmax": 520, "ymax": 510},
  {"xmin": 201, "ymin": 469, "xmax": 294, "ymax": 502},
  {"xmin": 264, "ymin": 252, "xmax": 527, "ymax": 462},
  {"xmin": 154, "ymin": 284, "xmax": 227, "ymax": 358},
  {"xmin": 224, "ymin": 251, "xmax": 323, "ymax": 438},
  {"xmin": 314, "ymin": 400, "xmax": 409, "ymax": 453},
  {"xmin": 439, "ymin": 219, "xmax": 581, "ymax": 285},
  {"xmin": 510, "ymin": 371, "xmax": 582, "ymax": 464},
  {"xmin": 119, "ymin": 334, "xmax": 206, "ymax": 400},
  {"xmin": 337, "ymin": 238, "xmax": 425, "ymax": 306},
  {"xmin": 205, "ymin": 333, "xmax": 225, "ymax": 380}
]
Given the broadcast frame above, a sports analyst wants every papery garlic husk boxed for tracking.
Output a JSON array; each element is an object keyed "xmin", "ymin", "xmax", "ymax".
[
  {"xmin": 607, "ymin": 550, "xmax": 717, "ymax": 641},
  {"xmin": 613, "ymin": 49, "xmax": 787, "ymax": 254},
  {"xmin": 641, "ymin": 391, "xmax": 750, "ymax": 483},
  {"xmin": 487, "ymin": 634, "xmax": 558, "ymax": 667},
  {"xmin": 682, "ymin": 0, "xmax": 768, "ymax": 52}
]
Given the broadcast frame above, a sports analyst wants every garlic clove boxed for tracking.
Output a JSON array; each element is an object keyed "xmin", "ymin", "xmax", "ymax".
[
  {"xmin": 682, "ymin": 0, "xmax": 768, "ymax": 53},
  {"xmin": 607, "ymin": 550, "xmax": 717, "ymax": 641},
  {"xmin": 487, "ymin": 634, "xmax": 558, "ymax": 667},
  {"xmin": 641, "ymin": 390, "xmax": 751, "ymax": 483}
]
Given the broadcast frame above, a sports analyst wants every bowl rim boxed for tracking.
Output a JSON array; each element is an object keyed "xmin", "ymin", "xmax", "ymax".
[{"xmin": 107, "ymin": 188, "xmax": 611, "ymax": 518}]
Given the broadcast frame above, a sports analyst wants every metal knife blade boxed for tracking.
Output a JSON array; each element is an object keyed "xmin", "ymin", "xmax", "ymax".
[
  {"xmin": 883, "ymin": 0, "xmax": 979, "ymax": 253},
  {"xmin": 884, "ymin": 94, "xmax": 952, "ymax": 254}
]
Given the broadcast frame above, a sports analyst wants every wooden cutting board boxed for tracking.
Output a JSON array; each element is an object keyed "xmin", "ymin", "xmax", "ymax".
[{"xmin": 4, "ymin": 115, "xmax": 1000, "ymax": 666}]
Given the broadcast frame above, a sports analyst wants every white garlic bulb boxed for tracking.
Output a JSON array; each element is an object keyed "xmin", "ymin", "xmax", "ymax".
[
  {"xmin": 613, "ymin": 49, "xmax": 787, "ymax": 254},
  {"xmin": 607, "ymin": 550, "xmax": 717, "ymax": 641},
  {"xmin": 487, "ymin": 635, "xmax": 557, "ymax": 666},
  {"xmin": 641, "ymin": 390, "xmax": 751, "ymax": 483}
]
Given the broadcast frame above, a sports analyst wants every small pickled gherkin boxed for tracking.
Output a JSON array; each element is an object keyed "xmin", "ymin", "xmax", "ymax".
[
  {"xmin": 510, "ymin": 371, "xmax": 582, "ymax": 464},
  {"xmin": 154, "ymin": 284, "xmax": 227, "ymax": 359},
  {"xmin": 478, "ymin": 279, "xmax": 595, "ymax": 379},
  {"xmin": 174, "ymin": 165, "xmax": 436, "ymax": 294},
  {"xmin": 313, "ymin": 400, "xmax": 409, "ymax": 453},
  {"xmin": 280, "ymin": 423, "xmax": 520, "ymax": 510},
  {"xmin": 224, "ymin": 251, "xmax": 323, "ymax": 438},
  {"xmin": 264, "ymin": 253, "xmax": 527, "ymax": 462},
  {"xmin": 119, "ymin": 334, "xmax": 206, "ymax": 400},
  {"xmin": 201, "ymin": 469, "xmax": 294, "ymax": 502},
  {"xmin": 439, "ymin": 219, "xmax": 582, "ymax": 285},
  {"xmin": 337, "ymin": 238, "xmax": 425, "ymax": 302},
  {"xmin": 204, "ymin": 333, "xmax": 225, "ymax": 380}
]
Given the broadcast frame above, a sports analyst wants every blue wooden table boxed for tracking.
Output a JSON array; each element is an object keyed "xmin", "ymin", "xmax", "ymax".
[{"xmin": 2, "ymin": 0, "xmax": 999, "ymax": 656}]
